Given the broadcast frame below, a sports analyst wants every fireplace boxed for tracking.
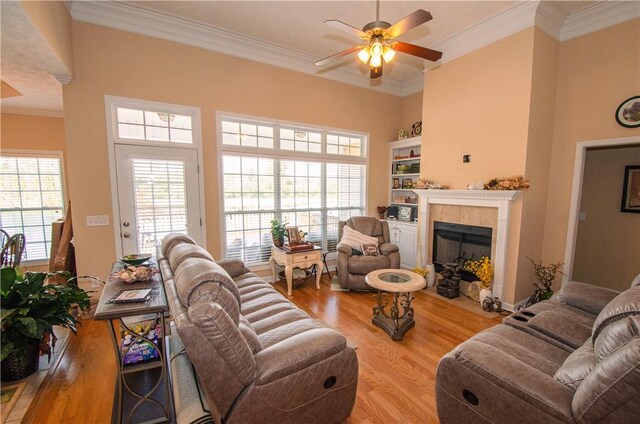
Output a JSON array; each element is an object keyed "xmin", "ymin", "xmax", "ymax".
[{"xmin": 432, "ymin": 221, "xmax": 492, "ymax": 282}]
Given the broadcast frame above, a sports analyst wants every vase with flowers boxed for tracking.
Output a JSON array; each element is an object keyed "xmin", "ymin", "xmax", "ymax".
[
  {"xmin": 524, "ymin": 257, "xmax": 565, "ymax": 307},
  {"xmin": 464, "ymin": 257, "xmax": 494, "ymax": 305}
]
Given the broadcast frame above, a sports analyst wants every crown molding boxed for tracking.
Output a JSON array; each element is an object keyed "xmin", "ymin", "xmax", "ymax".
[
  {"xmin": 69, "ymin": 1, "xmax": 406, "ymax": 96},
  {"xmin": 431, "ymin": 1, "xmax": 539, "ymax": 66},
  {"xmin": 561, "ymin": 1, "xmax": 640, "ymax": 41},
  {"xmin": 68, "ymin": 1, "xmax": 639, "ymax": 99},
  {"xmin": 0, "ymin": 106, "xmax": 64, "ymax": 118},
  {"xmin": 54, "ymin": 74, "xmax": 73, "ymax": 85},
  {"xmin": 535, "ymin": 1, "xmax": 568, "ymax": 39}
]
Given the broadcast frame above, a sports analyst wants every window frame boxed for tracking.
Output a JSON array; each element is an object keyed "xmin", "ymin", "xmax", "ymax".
[
  {"xmin": 0, "ymin": 149, "xmax": 67, "ymax": 265},
  {"xmin": 216, "ymin": 111, "xmax": 369, "ymax": 268}
]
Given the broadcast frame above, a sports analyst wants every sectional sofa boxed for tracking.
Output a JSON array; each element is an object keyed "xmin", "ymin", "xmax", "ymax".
[
  {"xmin": 436, "ymin": 279, "xmax": 640, "ymax": 423},
  {"xmin": 158, "ymin": 233, "xmax": 358, "ymax": 424}
]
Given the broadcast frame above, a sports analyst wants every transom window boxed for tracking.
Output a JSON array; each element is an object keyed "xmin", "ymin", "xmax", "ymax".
[
  {"xmin": 116, "ymin": 107, "xmax": 193, "ymax": 144},
  {"xmin": 218, "ymin": 114, "xmax": 367, "ymax": 265},
  {"xmin": 0, "ymin": 153, "xmax": 65, "ymax": 261}
]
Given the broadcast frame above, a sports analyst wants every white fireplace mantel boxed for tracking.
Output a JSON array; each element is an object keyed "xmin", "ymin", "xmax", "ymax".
[{"xmin": 412, "ymin": 189, "xmax": 521, "ymax": 307}]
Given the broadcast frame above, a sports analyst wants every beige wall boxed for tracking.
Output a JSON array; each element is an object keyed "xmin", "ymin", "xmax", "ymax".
[
  {"xmin": 422, "ymin": 28, "xmax": 536, "ymax": 304},
  {"xmin": 64, "ymin": 22, "xmax": 404, "ymax": 277},
  {"xmin": 514, "ymin": 29, "xmax": 560, "ymax": 301},
  {"xmin": 1, "ymin": 112, "xmax": 65, "ymax": 152},
  {"xmin": 573, "ymin": 146, "xmax": 640, "ymax": 291},
  {"xmin": 401, "ymin": 91, "xmax": 423, "ymax": 137},
  {"xmin": 21, "ymin": 1, "xmax": 74, "ymax": 75},
  {"xmin": 542, "ymin": 19, "xmax": 640, "ymax": 267}
]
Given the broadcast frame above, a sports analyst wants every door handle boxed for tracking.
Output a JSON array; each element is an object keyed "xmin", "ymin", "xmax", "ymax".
[
  {"xmin": 123, "ymin": 232, "xmax": 131, "ymax": 238},
  {"xmin": 122, "ymin": 221, "xmax": 130, "ymax": 227}
]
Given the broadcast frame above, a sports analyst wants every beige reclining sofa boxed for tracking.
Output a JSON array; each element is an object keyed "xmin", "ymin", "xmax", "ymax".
[
  {"xmin": 436, "ymin": 280, "xmax": 640, "ymax": 423},
  {"xmin": 159, "ymin": 233, "xmax": 358, "ymax": 424}
]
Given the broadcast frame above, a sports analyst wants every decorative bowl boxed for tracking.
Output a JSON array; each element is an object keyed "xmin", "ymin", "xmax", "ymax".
[
  {"xmin": 120, "ymin": 254, "xmax": 152, "ymax": 266},
  {"xmin": 112, "ymin": 265, "xmax": 156, "ymax": 284}
]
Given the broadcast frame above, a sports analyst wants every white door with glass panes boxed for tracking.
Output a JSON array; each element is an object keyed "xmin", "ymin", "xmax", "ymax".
[{"xmin": 114, "ymin": 145, "xmax": 202, "ymax": 255}]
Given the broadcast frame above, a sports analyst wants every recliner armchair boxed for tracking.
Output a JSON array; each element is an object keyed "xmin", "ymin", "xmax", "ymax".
[{"xmin": 336, "ymin": 217, "xmax": 400, "ymax": 290}]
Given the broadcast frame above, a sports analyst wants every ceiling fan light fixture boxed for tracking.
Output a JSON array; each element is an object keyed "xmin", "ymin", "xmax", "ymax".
[
  {"xmin": 357, "ymin": 46, "xmax": 371, "ymax": 63},
  {"xmin": 370, "ymin": 54, "xmax": 382, "ymax": 68},
  {"xmin": 382, "ymin": 45, "xmax": 396, "ymax": 63},
  {"xmin": 370, "ymin": 39, "xmax": 383, "ymax": 57}
]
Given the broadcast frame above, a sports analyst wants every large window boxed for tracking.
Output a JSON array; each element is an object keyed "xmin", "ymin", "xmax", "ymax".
[
  {"xmin": 219, "ymin": 115, "xmax": 367, "ymax": 265},
  {"xmin": 0, "ymin": 153, "xmax": 65, "ymax": 261}
]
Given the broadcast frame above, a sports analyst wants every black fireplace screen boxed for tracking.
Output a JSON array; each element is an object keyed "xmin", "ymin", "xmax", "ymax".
[{"xmin": 432, "ymin": 221, "xmax": 492, "ymax": 282}]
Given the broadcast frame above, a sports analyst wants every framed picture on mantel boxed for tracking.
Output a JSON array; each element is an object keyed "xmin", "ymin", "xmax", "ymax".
[{"xmin": 621, "ymin": 165, "xmax": 640, "ymax": 213}]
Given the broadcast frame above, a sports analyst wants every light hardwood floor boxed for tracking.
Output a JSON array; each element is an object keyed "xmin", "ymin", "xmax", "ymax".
[{"xmin": 25, "ymin": 275, "xmax": 501, "ymax": 424}]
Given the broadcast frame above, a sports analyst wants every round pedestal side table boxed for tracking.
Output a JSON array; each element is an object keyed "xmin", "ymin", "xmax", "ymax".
[{"xmin": 365, "ymin": 269, "xmax": 426, "ymax": 341}]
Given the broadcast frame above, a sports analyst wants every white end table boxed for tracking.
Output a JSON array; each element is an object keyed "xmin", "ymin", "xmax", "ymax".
[
  {"xmin": 365, "ymin": 269, "xmax": 426, "ymax": 341},
  {"xmin": 269, "ymin": 245, "xmax": 323, "ymax": 296}
]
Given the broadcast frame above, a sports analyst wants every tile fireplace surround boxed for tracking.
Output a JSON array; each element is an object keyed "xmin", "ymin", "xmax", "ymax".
[{"xmin": 412, "ymin": 189, "xmax": 520, "ymax": 309}]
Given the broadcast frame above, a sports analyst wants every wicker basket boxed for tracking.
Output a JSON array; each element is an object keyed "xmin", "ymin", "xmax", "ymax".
[
  {"xmin": 1, "ymin": 338, "xmax": 40, "ymax": 382},
  {"xmin": 278, "ymin": 268, "xmax": 311, "ymax": 288}
]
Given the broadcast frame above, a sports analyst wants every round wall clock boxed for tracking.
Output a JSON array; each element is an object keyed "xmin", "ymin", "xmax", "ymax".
[{"xmin": 615, "ymin": 96, "xmax": 640, "ymax": 128}]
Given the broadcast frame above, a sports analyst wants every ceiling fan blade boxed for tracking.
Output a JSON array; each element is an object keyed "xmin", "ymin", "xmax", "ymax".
[
  {"xmin": 325, "ymin": 19, "xmax": 368, "ymax": 39},
  {"xmin": 394, "ymin": 41, "xmax": 442, "ymax": 62},
  {"xmin": 315, "ymin": 46, "xmax": 361, "ymax": 67},
  {"xmin": 386, "ymin": 10, "xmax": 433, "ymax": 39},
  {"xmin": 370, "ymin": 65, "xmax": 383, "ymax": 79}
]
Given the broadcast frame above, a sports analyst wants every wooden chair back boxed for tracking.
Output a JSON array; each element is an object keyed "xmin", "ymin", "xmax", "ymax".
[{"xmin": 1, "ymin": 233, "xmax": 26, "ymax": 267}]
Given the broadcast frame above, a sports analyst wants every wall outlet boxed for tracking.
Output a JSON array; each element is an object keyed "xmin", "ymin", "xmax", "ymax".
[{"xmin": 86, "ymin": 215, "xmax": 110, "ymax": 226}]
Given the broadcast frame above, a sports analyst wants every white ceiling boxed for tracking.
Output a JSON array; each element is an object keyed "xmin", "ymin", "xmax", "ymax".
[{"xmin": 2, "ymin": 0, "xmax": 635, "ymax": 116}]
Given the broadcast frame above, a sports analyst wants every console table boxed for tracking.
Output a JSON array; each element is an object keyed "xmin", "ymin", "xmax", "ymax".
[
  {"xmin": 94, "ymin": 260, "xmax": 173, "ymax": 424},
  {"xmin": 269, "ymin": 245, "xmax": 323, "ymax": 296}
]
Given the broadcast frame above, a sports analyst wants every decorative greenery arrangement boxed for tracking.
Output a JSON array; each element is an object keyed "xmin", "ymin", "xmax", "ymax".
[
  {"xmin": 1, "ymin": 267, "xmax": 91, "ymax": 366},
  {"xmin": 527, "ymin": 256, "xmax": 564, "ymax": 300},
  {"xmin": 484, "ymin": 176, "xmax": 530, "ymax": 190},
  {"xmin": 411, "ymin": 266, "xmax": 429, "ymax": 278},
  {"xmin": 464, "ymin": 257, "xmax": 494, "ymax": 289},
  {"xmin": 413, "ymin": 178, "xmax": 448, "ymax": 189},
  {"xmin": 270, "ymin": 219, "xmax": 288, "ymax": 245}
]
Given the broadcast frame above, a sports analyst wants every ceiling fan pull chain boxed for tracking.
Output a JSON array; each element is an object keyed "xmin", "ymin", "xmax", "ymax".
[{"xmin": 376, "ymin": 0, "xmax": 380, "ymax": 22}]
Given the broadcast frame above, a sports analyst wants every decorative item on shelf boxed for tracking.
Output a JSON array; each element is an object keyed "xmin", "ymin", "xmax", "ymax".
[
  {"xmin": 395, "ymin": 164, "xmax": 412, "ymax": 174},
  {"xmin": 414, "ymin": 178, "xmax": 448, "ymax": 190},
  {"xmin": 615, "ymin": 95, "xmax": 640, "ymax": 128},
  {"xmin": 392, "ymin": 178, "xmax": 400, "ymax": 189},
  {"xmin": 120, "ymin": 253, "xmax": 152, "ymax": 266},
  {"xmin": 398, "ymin": 128, "xmax": 408, "ymax": 139},
  {"xmin": 523, "ymin": 257, "xmax": 565, "ymax": 307},
  {"xmin": 1, "ymin": 267, "xmax": 91, "ymax": 381},
  {"xmin": 467, "ymin": 181, "xmax": 484, "ymax": 190},
  {"xmin": 397, "ymin": 205, "xmax": 413, "ymax": 221},
  {"xmin": 405, "ymin": 196, "xmax": 418, "ymax": 204},
  {"xmin": 411, "ymin": 121, "xmax": 422, "ymax": 136},
  {"xmin": 464, "ymin": 256, "xmax": 494, "ymax": 306},
  {"xmin": 286, "ymin": 226, "xmax": 302, "ymax": 245},
  {"xmin": 111, "ymin": 265, "xmax": 157, "ymax": 284},
  {"xmin": 270, "ymin": 219, "xmax": 288, "ymax": 247},
  {"xmin": 377, "ymin": 206, "xmax": 388, "ymax": 219},
  {"xmin": 484, "ymin": 175, "xmax": 530, "ymax": 190},
  {"xmin": 402, "ymin": 178, "xmax": 413, "ymax": 189},
  {"xmin": 410, "ymin": 163, "xmax": 420, "ymax": 173}
]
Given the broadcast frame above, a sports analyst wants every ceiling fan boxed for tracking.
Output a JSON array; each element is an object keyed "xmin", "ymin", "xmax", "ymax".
[{"xmin": 315, "ymin": 0, "xmax": 442, "ymax": 79}]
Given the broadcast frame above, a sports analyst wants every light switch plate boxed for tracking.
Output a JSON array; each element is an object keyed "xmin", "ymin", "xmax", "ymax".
[
  {"xmin": 579, "ymin": 212, "xmax": 587, "ymax": 222},
  {"xmin": 86, "ymin": 215, "xmax": 110, "ymax": 226}
]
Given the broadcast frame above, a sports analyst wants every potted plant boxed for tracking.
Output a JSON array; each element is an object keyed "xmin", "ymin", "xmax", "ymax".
[
  {"xmin": 1, "ymin": 267, "xmax": 91, "ymax": 381},
  {"xmin": 525, "ymin": 257, "xmax": 565, "ymax": 307},
  {"xmin": 270, "ymin": 219, "xmax": 287, "ymax": 247}
]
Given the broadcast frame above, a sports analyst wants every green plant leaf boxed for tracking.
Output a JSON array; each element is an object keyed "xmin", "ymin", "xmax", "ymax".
[
  {"xmin": 16, "ymin": 317, "xmax": 40, "ymax": 338},
  {"xmin": 1, "ymin": 267, "xmax": 18, "ymax": 296},
  {"xmin": 0, "ymin": 340, "xmax": 14, "ymax": 362}
]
